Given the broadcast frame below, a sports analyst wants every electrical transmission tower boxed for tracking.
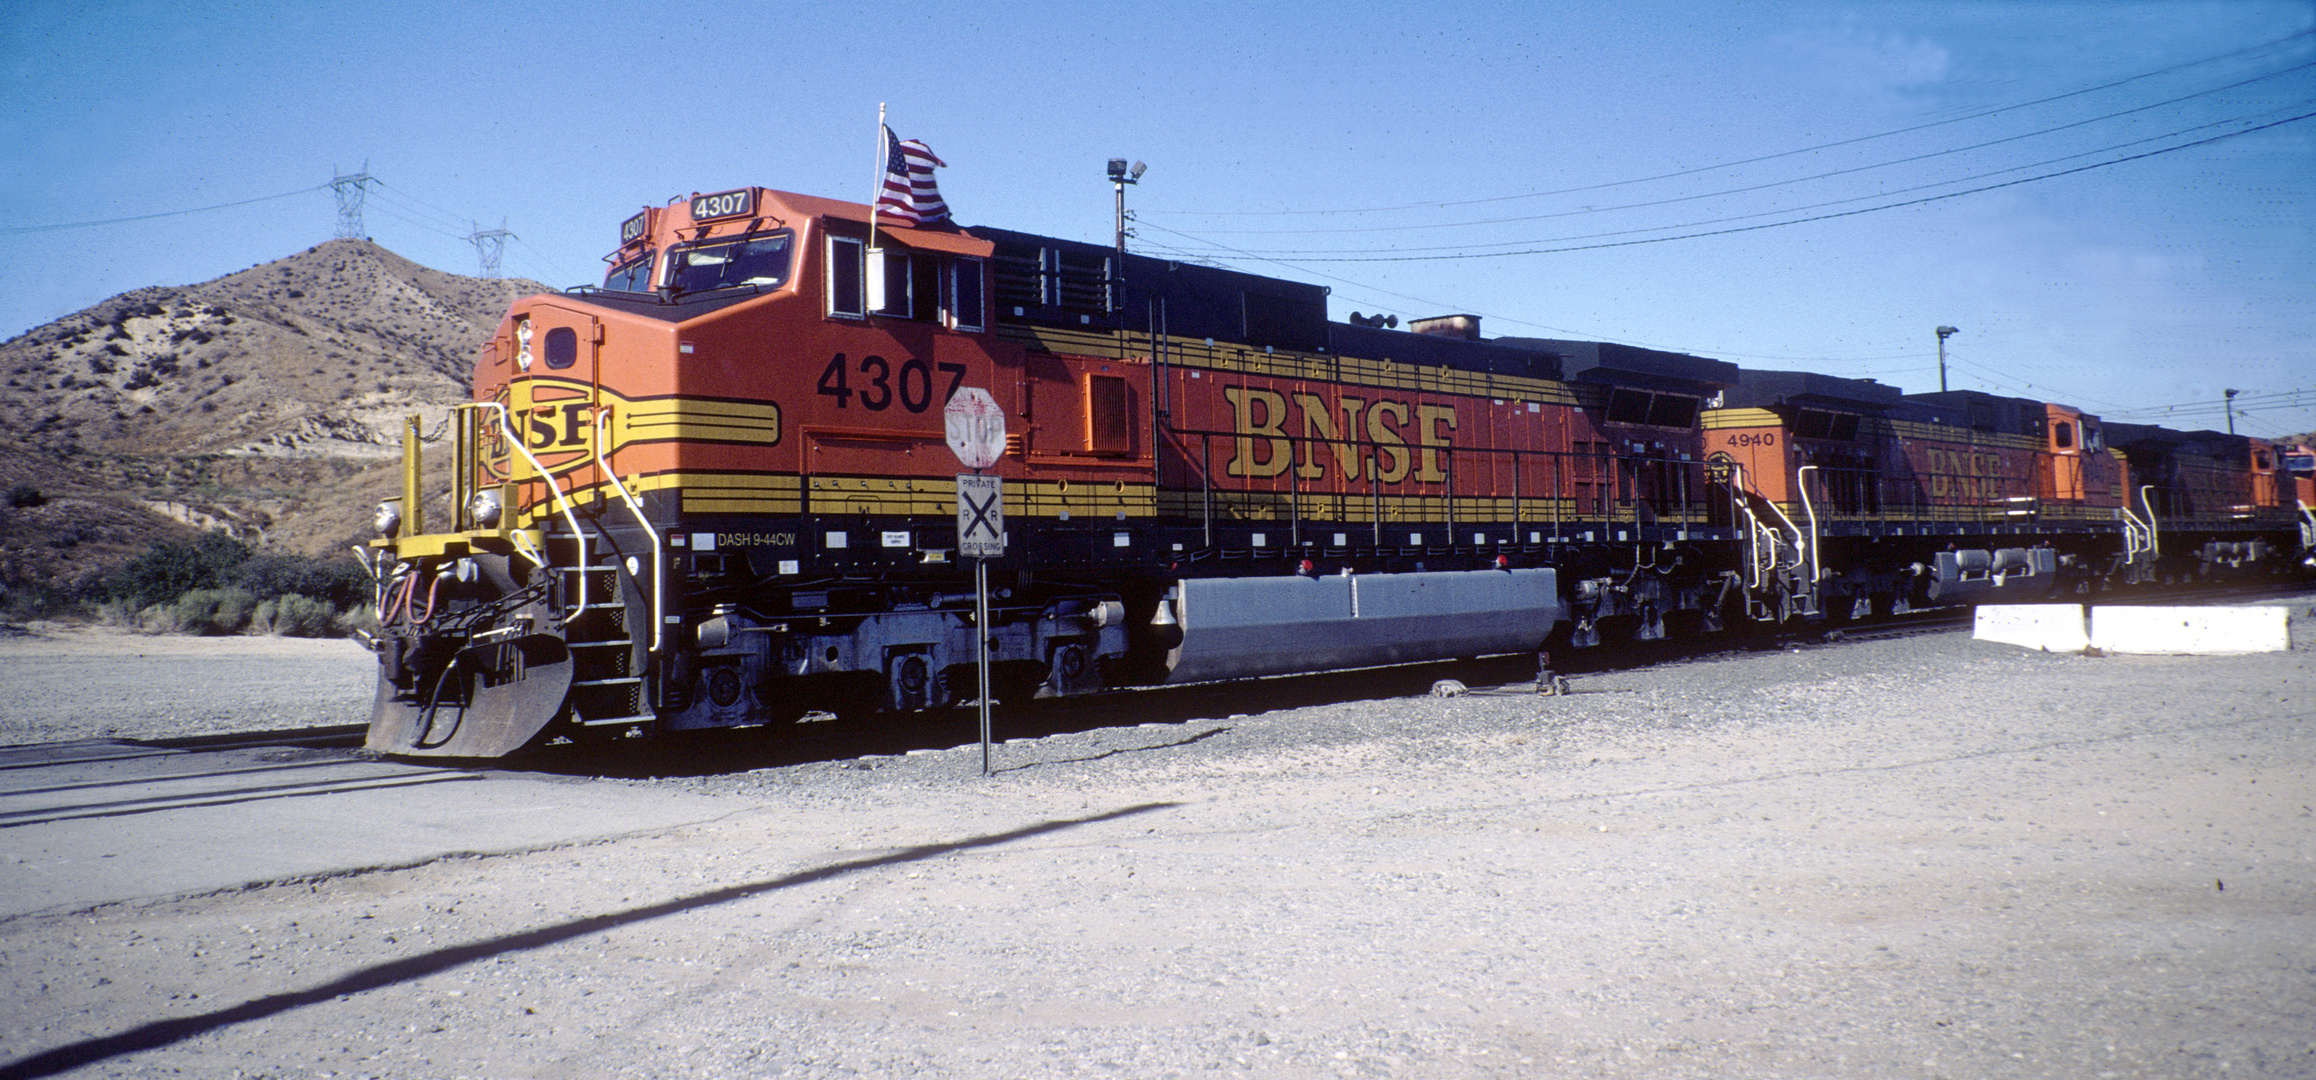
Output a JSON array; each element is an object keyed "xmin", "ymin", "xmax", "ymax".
[
  {"xmin": 331, "ymin": 163, "xmax": 375, "ymax": 239},
  {"xmin": 467, "ymin": 219, "xmax": 515, "ymax": 278}
]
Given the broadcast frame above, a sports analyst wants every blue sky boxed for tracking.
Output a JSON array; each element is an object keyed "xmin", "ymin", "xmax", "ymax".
[{"xmin": 4, "ymin": 0, "xmax": 2312, "ymax": 437}]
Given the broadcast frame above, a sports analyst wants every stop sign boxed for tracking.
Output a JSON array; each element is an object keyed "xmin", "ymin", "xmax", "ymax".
[{"xmin": 944, "ymin": 386, "xmax": 1006, "ymax": 470}]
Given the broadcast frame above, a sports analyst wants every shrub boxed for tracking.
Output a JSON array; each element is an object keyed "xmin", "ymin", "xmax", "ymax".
[
  {"xmin": 333, "ymin": 603, "xmax": 379, "ymax": 639},
  {"xmin": 235, "ymin": 552, "xmax": 369, "ymax": 610},
  {"xmin": 108, "ymin": 532, "xmax": 251, "ymax": 609},
  {"xmin": 255, "ymin": 593, "xmax": 335, "ymax": 637},
  {"xmin": 93, "ymin": 532, "xmax": 372, "ymax": 636},
  {"xmin": 5, "ymin": 485, "xmax": 43, "ymax": 508},
  {"xmin": 169, "ymin": 587, "xmax": 256, "ymax": 635},
  {"xmin": 0, "ymin": 581, "xmax": 68, "ymax": 620}
]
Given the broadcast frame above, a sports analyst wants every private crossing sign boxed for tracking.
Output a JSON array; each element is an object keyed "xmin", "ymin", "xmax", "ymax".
[{"xmin": 956, "ymin": 473, "xmax": 1004, "ymax": 557}]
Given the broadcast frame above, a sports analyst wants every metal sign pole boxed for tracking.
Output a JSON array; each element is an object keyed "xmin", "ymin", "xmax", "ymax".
[
  {"xmin": 946, "ymin": 387, "xmax": 1007, "ymax": 778},
  {"xmin": 976, "ymin": 554, "xmax": 992, "ymax": 776}
]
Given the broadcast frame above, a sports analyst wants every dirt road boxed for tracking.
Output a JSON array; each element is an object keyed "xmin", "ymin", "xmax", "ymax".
[{"xmin": 2, "ymin": 612, "xmax": 2311, "ymax": 1078}]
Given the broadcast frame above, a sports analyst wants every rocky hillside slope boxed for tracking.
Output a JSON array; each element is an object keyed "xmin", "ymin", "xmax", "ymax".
[{"xmin": 0, "ymin": 241, "xmax": 543, "ymax": 596}]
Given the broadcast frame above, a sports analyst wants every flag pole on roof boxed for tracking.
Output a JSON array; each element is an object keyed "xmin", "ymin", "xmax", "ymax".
[{"xmin": 869, "ymin": 102, "xmax": 886, "ymax": 253}]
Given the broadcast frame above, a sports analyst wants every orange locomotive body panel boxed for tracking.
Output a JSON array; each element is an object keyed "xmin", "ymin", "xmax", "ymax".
[
  {"xmin": 467, "ymin": 189, "xmax": 1159, "ymax": 540},
  {"xmin": 2036, "ymin": 403, "xmax": 2125, "ymax": 507}
]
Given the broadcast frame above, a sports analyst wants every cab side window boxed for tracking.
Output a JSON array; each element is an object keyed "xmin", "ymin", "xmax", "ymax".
[
  {"xmin": 952, "ymin": 257, "xmax": 985, "ymax": 331},
  {"xmin": 828, "ymin": 236, "xmax": 865, "ymax": 318}
]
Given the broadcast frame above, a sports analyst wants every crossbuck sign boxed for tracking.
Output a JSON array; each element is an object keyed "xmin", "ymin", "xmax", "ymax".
[{"xmin": 955, "ymin": 473, "xmax": 1004, "ymax": 558}]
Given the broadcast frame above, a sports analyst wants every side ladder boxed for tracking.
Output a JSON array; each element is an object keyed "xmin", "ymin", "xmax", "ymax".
[
  {"xmin": 1727, "ymin": 463, "xmax": 1818, "ymax": 621},
  {"xmin": 549, "ymin": 529, "xmax": 655, "ymax": 729}
]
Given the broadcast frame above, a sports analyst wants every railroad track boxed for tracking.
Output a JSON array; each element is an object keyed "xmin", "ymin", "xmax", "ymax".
[{"xmin": 19, "ymin": 580, "xmax": 2307, "ymax": 777}]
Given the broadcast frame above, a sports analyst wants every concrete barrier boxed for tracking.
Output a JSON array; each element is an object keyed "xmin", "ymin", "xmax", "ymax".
[
  {"xmin": 1973, "ymin": 604, "xmax": 2090, "ymax": 652},
  {"xmin": 2089, "ymin": 605, "xmax": 2292, "ymax": 655}
]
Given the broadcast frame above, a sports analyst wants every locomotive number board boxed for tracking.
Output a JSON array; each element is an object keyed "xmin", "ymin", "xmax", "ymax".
[{"xmin": 690, "ymin": 188, "xmax": 755, "ymax": 223}]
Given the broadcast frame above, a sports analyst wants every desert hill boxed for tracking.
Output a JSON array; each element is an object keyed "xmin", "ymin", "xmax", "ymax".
[
  {"xmin": 1, "ymin": 238, "xmax": 540, "ymax": 458},
  {"xmin": 0, "ymin": 240, "xmax": 544, "ymax": 600}
]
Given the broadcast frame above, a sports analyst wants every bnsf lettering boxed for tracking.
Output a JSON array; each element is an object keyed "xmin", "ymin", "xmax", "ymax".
[
  {"xmin": 524, "ymin": 402, "xmax": 598, "ymax": 451},
  {"xmin": 1224, "ymin": 386, "xmax": 1455, "ymax": 484},
  {"xmin": 1925, "ymin": 447, "xmax": 2007, "ymax": 499}
]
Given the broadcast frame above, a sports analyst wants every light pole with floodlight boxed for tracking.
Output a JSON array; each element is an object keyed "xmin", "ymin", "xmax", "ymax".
[{"xmin": 1108, "ymin": 158, "xmax": 1145, "ymax": 312}]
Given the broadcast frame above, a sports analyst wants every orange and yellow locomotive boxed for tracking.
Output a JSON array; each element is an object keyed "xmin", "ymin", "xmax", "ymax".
[{"xmin": 365, "ymin": 182, "xmax": 2306, "ymax": 757}]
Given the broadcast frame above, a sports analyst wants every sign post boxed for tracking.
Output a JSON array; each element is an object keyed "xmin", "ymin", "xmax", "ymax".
[{"xmin": 946, "ymin": 388, "xmax": 1007, "ymax": 774}]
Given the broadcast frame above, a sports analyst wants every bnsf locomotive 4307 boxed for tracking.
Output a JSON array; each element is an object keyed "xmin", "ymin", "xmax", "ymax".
[{"xmin": 363, "ymin": 183, "xmax": 2316, "ymax": 757}]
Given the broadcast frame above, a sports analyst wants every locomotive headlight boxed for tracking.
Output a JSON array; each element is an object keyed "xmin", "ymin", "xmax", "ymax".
[
  {"xmin": 516, "ymin": 318, "xmax": 534, "ymax": 371},
  {"xmin": 373, "ymin": 501, "xmax": 401, "ymax": 538},
  {"xmin": 470, "ymin": 489, "xmax": 502, "ymax": 529}
]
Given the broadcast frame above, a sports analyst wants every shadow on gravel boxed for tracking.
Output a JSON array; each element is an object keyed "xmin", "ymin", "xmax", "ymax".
[{"xmin": 0, "ymin": 801, "xmax": 1178, "ymax": 1080}]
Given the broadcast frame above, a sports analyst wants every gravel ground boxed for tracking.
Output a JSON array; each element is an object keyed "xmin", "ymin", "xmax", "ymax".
[
  {"xmin": 2, "ymin": 604, "xmax": 2313, "ymax": 1079},
  {"xmin": 0, "ymin": 624, "xmax": 373, "ymax": 743}
]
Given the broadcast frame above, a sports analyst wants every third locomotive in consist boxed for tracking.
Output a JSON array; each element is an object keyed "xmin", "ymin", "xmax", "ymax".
[{"xmin": 363, "ymin": 182, "xmax": 2316, "ymax": 757}]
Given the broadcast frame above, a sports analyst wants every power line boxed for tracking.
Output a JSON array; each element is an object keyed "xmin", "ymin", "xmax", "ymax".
[
  {"xmin": 1150, "ymin": 27, "xmax": 2316, "ymax": 219},
  {"xmin": 1221, "ymin": 109, "xmax": 2316, "ymax": 263},
  {"xmin": 1173, "ymin": 64, "xmax": 2316, "ymax": 241},
  {"xmin": 1160, "ymin": 101, "xmax": 2309, "ymax": 259},
  {"xmin": 0, "ymin": 183, "xmax": 330, "ymax": 235},
  {"xmin": 372, "ymin": 181, "xmax": 489, "ymax": 235}
]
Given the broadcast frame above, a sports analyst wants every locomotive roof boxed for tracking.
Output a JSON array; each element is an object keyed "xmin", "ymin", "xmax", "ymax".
[
  {"xmin": 1493, "ymin": 338, "xmax": 1739, "ymax": 394},
  {"xmin": 2104, "ymin": 422, "xmax": 2246, "ymax": 451},
  {"xmin": 969, "ymin": 225, "xmax": 1335, "ymax": 352},
  {"xmin": 1328, "ymin": 321, "xmax": 1561, "ymax": 379},
  {"xmin": 1897, "ymin": 389, "xmax": 2052, "ymax": 434},
  {"xmin": 1723, "ymin": 369, "xmax": 1905, "ymax": 411}
]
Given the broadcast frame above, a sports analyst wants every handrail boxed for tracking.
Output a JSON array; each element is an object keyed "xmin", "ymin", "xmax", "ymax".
[
  {"xmin": 2136, "ymin": 484, "xmax": 2161, "ymax": 560},
  {"xmin": 1794, "ymin": 464, "xmax": 1821, "ymax": 595},
  {"xmin": 1727, "ymin": 464, "xmax": 1760, "ymax": 588},
  {"xmin": 1729, "ymin": 464, "xmax": 1791, "ymax": 589},
  {"xmin": 466, "ymin": 400, "xmax": 592, "ymax": 612},
  {"xmin": 2117, "ymin": 500, "xmax": 2153, "ymax": 564},
  {"xmin": 1727, "ymin": 463, "xmax": 1772, "ymax": 590},
  {"xmin": 595, "ymin": 409, "xmax": 664, "ymax": 653}
]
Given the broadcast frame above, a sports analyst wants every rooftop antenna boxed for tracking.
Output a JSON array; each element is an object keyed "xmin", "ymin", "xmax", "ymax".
[
  {"xmin": 331, "ymin": 162, "xmax": 375, "ymax": 240},
  {"xmin": 467, "ymin": 218, "xmax": 514, "ymax": 279}
]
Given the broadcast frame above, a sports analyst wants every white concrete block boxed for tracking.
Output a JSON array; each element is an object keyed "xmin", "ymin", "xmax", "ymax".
[
  {"xmin": 1973, "ymin": 604, "xmax": 2089, "ymax": 652},
  {"xmin": 2089, "ymin": 605, "xmax": 2292, "ymax": 654}
]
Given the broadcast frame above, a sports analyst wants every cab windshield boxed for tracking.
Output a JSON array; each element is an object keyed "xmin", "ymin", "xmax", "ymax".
[
  {"xmin": 602, "ymin": 253, "xmax": 654, "ymax": 292},
  {"xmin": 668, "ymin": 232, "xmax": 794, "ymax": 294}
]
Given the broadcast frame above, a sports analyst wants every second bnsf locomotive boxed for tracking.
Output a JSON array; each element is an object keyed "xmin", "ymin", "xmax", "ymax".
[{"xmin": 364, "ymin": 184, "xmax": 2313, "ymax": 757}]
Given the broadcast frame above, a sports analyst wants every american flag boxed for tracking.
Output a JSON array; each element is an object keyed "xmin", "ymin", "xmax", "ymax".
[{"xmin": 877, "ymin": 127, "xmax": 950, "ymax": 225}]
